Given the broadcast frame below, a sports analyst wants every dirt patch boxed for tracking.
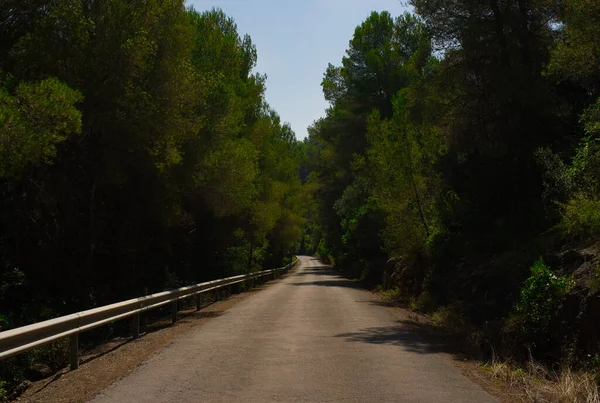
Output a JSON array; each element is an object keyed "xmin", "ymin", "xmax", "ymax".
[{"xmin": 12, "ymin": 278, "xmax": 286, "ymax": 403}]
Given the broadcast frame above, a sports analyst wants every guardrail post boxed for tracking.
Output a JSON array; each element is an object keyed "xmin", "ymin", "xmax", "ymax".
[
  {"xmin": 196, "ymin": 294, "xmax": 201, "ymax": 311},
  {"xmin": 171, "ymin": 300, "xmax": 178, "ymax": 323},
  {"xmin": 227, "ymin": 285, "xmax": 232, "ymax": 297},
  {"xmin": 70, "ymin": 334, "xmax": 79, "ymax": 370},
  {"xmin": 131, "ymin": 312, "xmax": 140, "ymax": 339},
  {"xmin": 215, "ymin": 289, "xmax": 220, "ymax": 301}
]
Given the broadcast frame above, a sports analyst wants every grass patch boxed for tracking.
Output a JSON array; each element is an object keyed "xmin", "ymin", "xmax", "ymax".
[{"xmin": 483, "ymin": 355, "xmax": 600, "ymax": 402}]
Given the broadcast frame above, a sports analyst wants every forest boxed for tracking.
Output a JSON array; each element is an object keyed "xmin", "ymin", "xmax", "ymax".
[
  {"xmin": 0, "ymin": 0, "xmax": 308, "ymax": 389},
  {"xmin": 302, "ymin": 0, "xmax": 600, "ymax": 372},
  {"xmin": 2, "ymin": 0, "xmax": 600, "ymax": 397}
]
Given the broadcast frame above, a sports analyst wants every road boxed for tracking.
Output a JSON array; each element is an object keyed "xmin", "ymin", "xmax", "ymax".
[{"xmin": 91, "ymin": 256, "xmax": 497, "ymax": 403}]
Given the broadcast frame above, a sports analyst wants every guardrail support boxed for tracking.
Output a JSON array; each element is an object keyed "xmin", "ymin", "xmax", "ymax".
[
  {"xmin": 227, "ymin": 285, "xmax": 232, "ymax": 297},
  {"xmin": 70, "ymin": 334, "xmax": 79, "ymax": 370},
  {"xmin": 215, "ymin": 289, "xmax": 220, "ymax": 301},
  {"xmin": 196, "ymin": 294, "xmax": 201, "ymax": 311},
  {"xmin": 131, "ymin": 313, "xmax": 140, "ymax": 339},
  {"xmin": 171, "ymin": 300, "xmax": 178, "ymax": 323}
]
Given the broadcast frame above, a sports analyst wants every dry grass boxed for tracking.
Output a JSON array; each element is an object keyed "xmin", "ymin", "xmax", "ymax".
[{"xmin": 483, "ymin": 355, "xmax": 600, "ymax": 403}]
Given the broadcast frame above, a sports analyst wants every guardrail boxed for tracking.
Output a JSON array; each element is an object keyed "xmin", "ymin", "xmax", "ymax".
[{"xmin": 0, "ymin": 259, "xmax": 297, "ymax": 370}]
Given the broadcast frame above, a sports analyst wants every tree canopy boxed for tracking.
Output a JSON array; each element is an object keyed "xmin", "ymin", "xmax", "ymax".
[
  {"xmin": 0, "ymin": 2, "xmax": 305, "ymax": 339},
  {"xmin": 304, "ymin": 1, "xmax": 600, "ymax": 364}
]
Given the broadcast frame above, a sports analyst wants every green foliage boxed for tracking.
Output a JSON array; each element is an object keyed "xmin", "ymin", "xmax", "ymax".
[
  {"xmin": 316, "ymin": 239, "xmax": 331, "ymax": 260},
  {"xmin": 0, "ymin": 2, "xmax": 306, "ymax": 393},
  {"xmin": 549, "ymin": 0, "xmax": 600, "ymax": 95},
  {"xmin": 0, "ymin": 76, "xmax": 82, "ymax": 178},
  {"xmin": 411, "ymin": 291, "xmax": 437, "ymax": 313},
  {"xmin": 558, "ymin": 197, "xmax": 600, "ymax": 236},
  {"xmin": 308, "ymin": 12, "xmax": 433, "ymax": 281},
  {"xmin": 587, "ymin": 264, "xmax": 600, "ymax": 294},
  {"xmin": 0, "ymin": 379, "xmax": 7, "ymax": 402},
  {"xmin": 514, "ymin": 259, "xmax": 574, "ymax": 339},
  {"xmin": 556, "ymin": 99, "xmax": 600, "ymax": 236},
  {"xmin": 380, "ymin": 287, "xmax": 410, "ymax": 304},
  {"xmin": 307, "ymin": 0, "xmax": 600, "ymax": 367}
]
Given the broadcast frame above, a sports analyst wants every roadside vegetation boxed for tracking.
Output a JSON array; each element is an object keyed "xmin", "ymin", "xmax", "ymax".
[
  {"xmin": 3, "ymin": 0, "xmax": 600, "ymax": 400},
  {"xmin": 0, "ymin": 1, "xmax": 308, "ymax": 397},
  {"xmin": 301, "ymin": 0, "xmax": 600, "ymax": 399}
]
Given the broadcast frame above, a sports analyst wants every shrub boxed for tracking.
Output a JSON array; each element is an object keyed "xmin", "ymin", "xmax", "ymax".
[
  {"xmin": 432, "ymin": 306, "xmax": 466, "ymax": 330},
  {"xmin": 411, "ymin": 291, "xmax": 437, "ymax": 313},
  {"xmin": 380, "ymin": 287, "xmax": 410, "ymax": 304},
  {"xmin": 587, "ymin": 264, "xmax": 600, "ymax": 294},
  {"xmin": 514, "ymin": 259, "xmax": 574, "ymax": 340},
  {"xmin": 559, "ymin": 197, "xmax": 600, "ymax": 236},
  {"xmin": 0, "ymin": 380, "xmax": 7, "ymax": 402}
]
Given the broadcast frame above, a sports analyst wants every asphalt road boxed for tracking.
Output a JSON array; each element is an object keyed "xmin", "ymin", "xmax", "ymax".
[{"xmin": 91, "ymin": 256, "xmax": 497, "ymax": 403}]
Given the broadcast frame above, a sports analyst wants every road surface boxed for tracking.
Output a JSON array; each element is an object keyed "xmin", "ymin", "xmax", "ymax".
[{"xmin": 91, "ymin": 256, "xmax": 496, "ymax": 402}]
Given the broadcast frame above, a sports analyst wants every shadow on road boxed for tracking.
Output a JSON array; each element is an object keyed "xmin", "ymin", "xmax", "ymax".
[
  {"xmin": 293, "ymin": 268, "xmax": 333, "ymax": 276},
  {"xmin": 334, "ymin": 319, "xmax": 463, "ymax": 357},
  {"xmin": 288, "ymin": 279, "xmax": 360, "ymax": 288}
]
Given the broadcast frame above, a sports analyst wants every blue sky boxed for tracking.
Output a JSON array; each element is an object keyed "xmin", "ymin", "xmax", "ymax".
[{"xmin": 187, "ymin": 0, "xmax": 409, "ymax": 140}]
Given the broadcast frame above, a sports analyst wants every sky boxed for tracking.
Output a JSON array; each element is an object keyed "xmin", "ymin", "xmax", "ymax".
[{"xmin": 186, "ymin": 0, "xmax": 409, "ymax": 140}]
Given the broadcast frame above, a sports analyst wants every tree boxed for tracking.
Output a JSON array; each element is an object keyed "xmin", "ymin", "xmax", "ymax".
[{"xmin": 0, "ymin": 76, "xmax": 82, "ymax": 178}]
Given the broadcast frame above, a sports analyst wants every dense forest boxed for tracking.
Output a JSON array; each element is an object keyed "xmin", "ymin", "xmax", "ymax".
[
  {"xmin": 303, "ymin": 0, "xmax": 600, "ymax": 368},
  {"xmin": 0, "ymin": 0, "xmax": 308, "ymax": 384},
  {"xmin": 2, "ymin": 0, "xmax": 600, "ymax": 396}
]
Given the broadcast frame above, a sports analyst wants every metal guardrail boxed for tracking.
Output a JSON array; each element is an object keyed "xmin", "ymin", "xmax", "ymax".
[{"xmin": 0, "ymin": 259, "xmax": 298, "ymax": 370}]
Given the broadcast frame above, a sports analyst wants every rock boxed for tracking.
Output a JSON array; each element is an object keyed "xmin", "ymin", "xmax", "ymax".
[
  {"xmin": 24, "ymin": 363, "xmax": 53, "ymax": 381},
  {"xmin": 560, "ymin": 250, "xmax": 585, "ymax": 273}
]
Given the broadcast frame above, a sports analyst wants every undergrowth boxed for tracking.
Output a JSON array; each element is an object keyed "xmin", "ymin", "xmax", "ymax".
[
  {"xmin": 378, "ymin": 257, "xmax": 598, "ymax": 402},
  {"xmin": 482, "ymin": 355, "xmax": 600, "ymax": 402}
]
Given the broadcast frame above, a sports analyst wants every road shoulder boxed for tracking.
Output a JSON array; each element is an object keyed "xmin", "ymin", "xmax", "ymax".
[
  {"xmin": 367, "ymin": 291, "xmax": 520, "ymax": 403},
  {"xmin": 13, "ymin": 283, "xmax": 283, "ymax": 403}
]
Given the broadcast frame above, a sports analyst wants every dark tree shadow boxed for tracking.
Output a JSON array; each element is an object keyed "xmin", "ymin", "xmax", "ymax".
[
  {"xmin": 334, "ymin": 320, "xmax": 465, "ymax": 359},
  {"xmin": 288, "ymin": 279, "xmax": 361, "ymax": 288},
  {"xmin": 289, "ymin": 264, "xmax": 362, "ymax": 288},
  {"xmin": 177, "ymin": 310, "xmax": 223, "ymax": 323},
  {"xmin": 292, "ymin": 267, "xmax": 333, "ymax": 276}
]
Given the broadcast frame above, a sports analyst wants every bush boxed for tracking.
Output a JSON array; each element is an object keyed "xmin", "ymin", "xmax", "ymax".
[
  {"xmin": 316, "ymin": 239, "xmax": 330, "ymax": 259},
  {"xmin": 411, "ymin": 291, "xmax": 437, "ymax": 313},
  {"xmin": 380, "ymin": 287, "xmax": 411, "ymax": 304},
  {"xmin": 432, "ymin": 306, "xmax": 466, "ymax": 330},
  {"xmin": 588, "ymin": 264, "xmax": 600, "ymax": 294},
  {"xmin": 559, "ymin": 197, "xmax": 600, "ymax": 236},
  {"xmin": 0, "ymin": 380, "xmax": 7, "ymax": 402},
  {"xmin": 513, "ymin": 259, "xmax": 574, "ymax": 341}
]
